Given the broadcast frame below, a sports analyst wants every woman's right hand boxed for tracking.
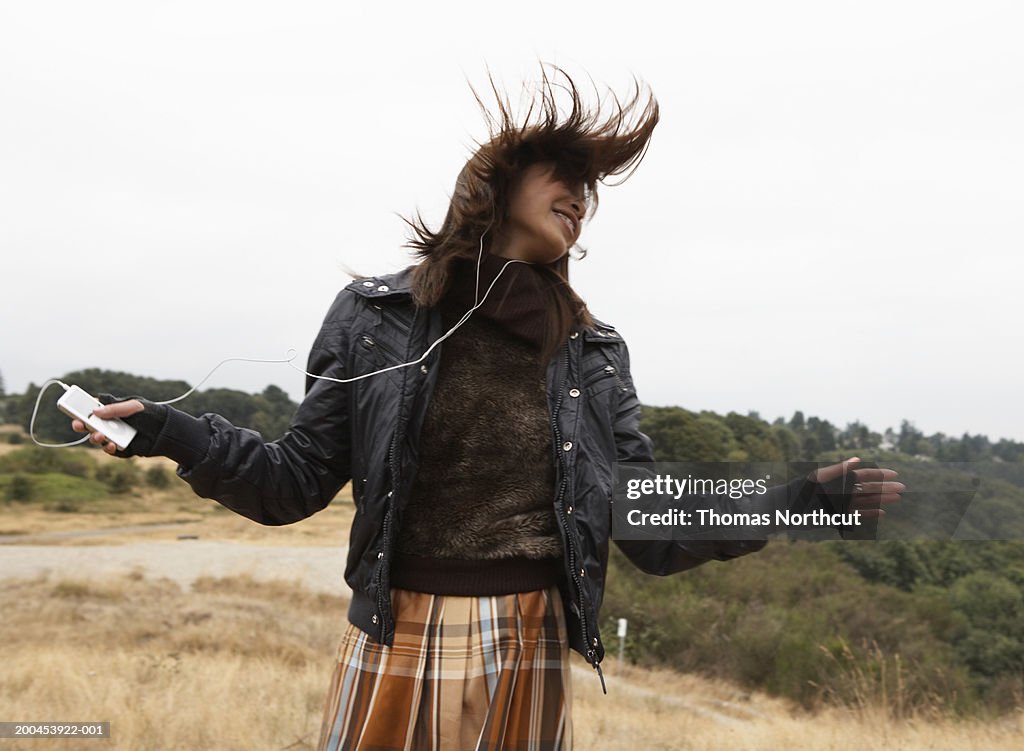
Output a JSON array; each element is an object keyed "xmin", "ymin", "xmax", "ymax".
[{"xmin": 71, "ymin": 399, "xmax": 145, "ymax": 456}]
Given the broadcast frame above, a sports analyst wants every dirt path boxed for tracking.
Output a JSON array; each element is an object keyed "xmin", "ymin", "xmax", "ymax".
[
  {"xmin": 0, "ymin": 521, "xmax": 200, "ymax": 545},
  {"xmin": 0, "ymin": 540, "xmax": 351, "ymax": 597}
]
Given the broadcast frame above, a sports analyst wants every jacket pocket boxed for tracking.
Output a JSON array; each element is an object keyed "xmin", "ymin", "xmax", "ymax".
[
  {"xmin": 353, "ymin": 334, "xmax": 405, "ymax": 385},
  {"xmin": 582, "ymin": 355, "xmax": 627, "ymax": 398}
]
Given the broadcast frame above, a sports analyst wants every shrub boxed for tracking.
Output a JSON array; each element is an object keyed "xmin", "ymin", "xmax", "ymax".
[
  {"xmin": 95, "ymin": 462, "xmax": 140, "ymax": 494},
  {"xmin": 145, "ymin": 466, "xmax": 171, "ymax": 489},
  {"xmin": 45, "ymin": 501, "xmax": 80, "ymax": 513},
  {"xmin": 6, "ymin": 474, "xmax": 34, "ymax": 501}
]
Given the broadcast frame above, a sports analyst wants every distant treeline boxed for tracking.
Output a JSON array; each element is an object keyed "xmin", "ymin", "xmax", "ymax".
[
  {"xmin": 640, "ymin": 404, "xmax": 1024, "ymax": 464},
  {"xmin": 2, "ymin": 369, "xmax": 297, "ymax": 445},
  {"xmin": 3, "ymin": 369, "xmax": 1023, "ymax": 464}
]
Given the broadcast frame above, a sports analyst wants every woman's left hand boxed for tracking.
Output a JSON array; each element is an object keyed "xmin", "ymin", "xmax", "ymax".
[{"xmin": 809, "ymin": 457, "xmax": 905, "ymax": 518}]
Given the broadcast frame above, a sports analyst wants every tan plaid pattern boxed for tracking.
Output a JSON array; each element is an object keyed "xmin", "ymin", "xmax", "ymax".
[{"xmin": 316, "ymin": 586, "xmax": 572, "ymax": 750}]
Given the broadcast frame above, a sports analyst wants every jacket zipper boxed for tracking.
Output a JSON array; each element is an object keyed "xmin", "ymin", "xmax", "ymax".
[
  {"xmin": 551, "ymin": 344, "xmax": 607, "ymax": 694},
  {"xmin": 373, "ymin": 439, "xmax": 397, "ymax": 642},
  {"xmin": 372, "ymin": 309, "xmax": 421, "ymax": 643},
  {"xmin": 610, "ymin": 366, "xmax": 628, "ymax": 393}
]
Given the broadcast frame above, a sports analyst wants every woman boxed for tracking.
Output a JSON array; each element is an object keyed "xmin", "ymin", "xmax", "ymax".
[{"xmin": 73, "ymin": 67, "xmax": 904, "ymax": 750}]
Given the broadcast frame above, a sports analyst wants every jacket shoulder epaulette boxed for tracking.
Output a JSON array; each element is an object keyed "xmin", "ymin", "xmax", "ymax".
[
  {"xmin": 583, "ymin": 317, "xmax": 622, "ymax": 343},
  {"xmin": 345, "ymin": 266, "xmax": 416, "ymax": 300}
]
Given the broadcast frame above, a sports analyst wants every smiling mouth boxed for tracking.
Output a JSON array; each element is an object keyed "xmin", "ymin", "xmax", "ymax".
[{"xmin": 553, "ymin": 210, "xmax": 576, "ymax": 238}]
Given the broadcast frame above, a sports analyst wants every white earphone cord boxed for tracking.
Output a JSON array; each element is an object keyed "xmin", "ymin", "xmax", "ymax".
[{"xmin": 30, "ymin": 230, "xmax": 530, "ymax": 448}]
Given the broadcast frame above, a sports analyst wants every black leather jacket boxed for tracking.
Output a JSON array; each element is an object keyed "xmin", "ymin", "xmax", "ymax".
[{"xmin": 156, "ymin": 266, "xmax": 803, "ymax": 685}]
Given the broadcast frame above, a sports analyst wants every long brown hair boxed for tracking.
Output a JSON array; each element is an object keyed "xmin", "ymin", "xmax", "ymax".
[{"xmin": 405, "ymin": 64, "xmax": 659, "ymax": 361}]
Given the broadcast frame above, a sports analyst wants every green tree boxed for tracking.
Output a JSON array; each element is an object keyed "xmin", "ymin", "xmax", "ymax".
[
  {"xmin": 993, "ymin": 438, "xmax": 1024, "ymax": 463},
  {"xmin": 898, "ymin": 420, "xmax": 926, "ymax": 456},
  {"xmin": 636, "ymin": 407, "xmax": 749, "ymax": 462},
  {"xmin": 806, "ymin": 416, "xmax": 837, "ymax": 452},
  {"xmin": 770, "ymin": 424, "xmax": 801, "ymax": 461},
  {"xmin": 788, "ymin": 410, "xmax": 805, "ymax": 433},
  {"xmin": 723, "ymin": 411, "xmax": 785, "ymax": 461},
  {"xmin": 839, "ymin": 421, "xmax": 881, "ymax": 450}
]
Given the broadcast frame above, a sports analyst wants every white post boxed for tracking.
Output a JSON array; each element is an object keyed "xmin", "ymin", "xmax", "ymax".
[{"xmin": 617, "ymin": 617, "xmax": 628, "ymax": 666}]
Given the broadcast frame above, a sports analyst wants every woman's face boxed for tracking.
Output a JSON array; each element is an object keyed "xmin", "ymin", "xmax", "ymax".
[{"xmin": 493, "ymin": 162, "xmax": 588, "ymax": 264}]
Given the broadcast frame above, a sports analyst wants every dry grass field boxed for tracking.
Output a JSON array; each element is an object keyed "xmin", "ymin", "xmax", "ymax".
[{"xmin": 0, "ymin": 572, "xmax": 1022, "ymax": 750}]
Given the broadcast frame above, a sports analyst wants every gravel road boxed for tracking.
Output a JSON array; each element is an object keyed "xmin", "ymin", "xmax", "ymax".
[{"xmin": 0, "ymin": 540, "xmax": 351, "ymax": 597}]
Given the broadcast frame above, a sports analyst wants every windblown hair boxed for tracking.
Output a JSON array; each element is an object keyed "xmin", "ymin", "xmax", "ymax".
[{"xmin": 405, "ymin": 65, "xmax": 659, "ymax": 361}]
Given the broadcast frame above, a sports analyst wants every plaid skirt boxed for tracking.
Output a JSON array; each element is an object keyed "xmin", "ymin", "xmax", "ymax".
[{"xmin": 316, "ymin": 585, "xmax": 572, "ymax": 751}]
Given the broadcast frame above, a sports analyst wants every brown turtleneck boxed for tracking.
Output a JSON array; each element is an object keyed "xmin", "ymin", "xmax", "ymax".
[{"xmin": 390, "ymin": 254, "xmax": 566, "ymax": 596}]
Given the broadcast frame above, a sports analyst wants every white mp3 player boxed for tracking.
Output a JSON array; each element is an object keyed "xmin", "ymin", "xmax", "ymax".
[{"xmin": 56, "ymin": 385, "xmax": 137, "ymax": 451}]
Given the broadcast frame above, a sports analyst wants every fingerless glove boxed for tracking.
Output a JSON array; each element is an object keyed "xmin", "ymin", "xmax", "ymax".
[{"xmin": 97, "ymin": 394, "xmax": 210, "ymax": 469}]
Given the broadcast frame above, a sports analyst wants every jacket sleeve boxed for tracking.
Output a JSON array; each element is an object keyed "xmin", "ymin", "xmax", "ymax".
[
  {"xmin": 150, "ymin": 290, "xmax": 355, "ymax": 525},
  {"xmin": 609, "ymin": 340, "xmax": 811, "ymax": 576}
]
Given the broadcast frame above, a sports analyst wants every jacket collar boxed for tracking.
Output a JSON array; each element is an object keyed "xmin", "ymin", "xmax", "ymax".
[{"xmin": 346, "ymin": 264, "xmax": 620, "ymax": 342}]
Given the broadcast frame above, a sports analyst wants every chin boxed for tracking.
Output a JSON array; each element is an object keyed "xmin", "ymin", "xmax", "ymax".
[{"xmin": 532, "ymin": 251, "xmax": 567, "ymax": 266}]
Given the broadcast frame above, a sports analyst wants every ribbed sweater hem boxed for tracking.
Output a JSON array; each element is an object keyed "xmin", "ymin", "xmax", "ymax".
[{"xmin": 389, "ymin": 553, "xmax": 564, "ymax": 596}]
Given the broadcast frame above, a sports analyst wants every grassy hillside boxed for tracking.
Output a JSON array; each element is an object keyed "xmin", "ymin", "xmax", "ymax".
[{"xmin": 603, "ymin": 538, "xmax": 1024, "ymax": 715}]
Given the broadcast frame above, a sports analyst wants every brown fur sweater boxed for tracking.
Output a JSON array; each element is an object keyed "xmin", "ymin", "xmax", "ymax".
[{"xmin": 396, "ymin": 303, "xmax": 562, "ymax": 560}]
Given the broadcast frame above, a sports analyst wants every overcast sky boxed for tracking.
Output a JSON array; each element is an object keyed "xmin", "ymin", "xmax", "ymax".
[{"xmin": 2, "ymin": 1, "xmax": 1021, "ymax": 443}]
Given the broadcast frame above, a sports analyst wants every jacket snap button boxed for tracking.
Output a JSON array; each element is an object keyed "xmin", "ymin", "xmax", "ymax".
[
  {"xmin": 362, "ymin": 280, "xmax": 374, "ymax": 287},
  {"xmin": 371, "ymin": 614, "xmax": 378, "ymax": 624},
  {"xmin": 579, "ymin": 568, "xmax": 586, "ymax": 577},
  {"xmin": 377, "ymin": 551, "xmax": 383, "ymax": 559},
  {"xmin": 562, "ymin": 441, "xmax": 573, "ymax": 451},
  {"xmin": 604, "ymin": 365, "xmax": 616, "ymax": 373},
  {"xmin": 566, "ymin": 506, "xmax": 573, "ymax": 514},
  {"xmin": 592, "ymin": 637, "xmax": 599, "ymax": 647},
  {"xmin": 569, "ymin": 388, "xmax": 580, "ymax": 398},
  {"xmin": 377, "ymin": 285, "xmax": 390, "ymax": 292},
  {"xmin": 569, "ymin": 332, "xmax": 579, "ymax": 340},
  {"xmin": 420, "ymin": 364, "xmax": 428, "ymax": 374}
]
